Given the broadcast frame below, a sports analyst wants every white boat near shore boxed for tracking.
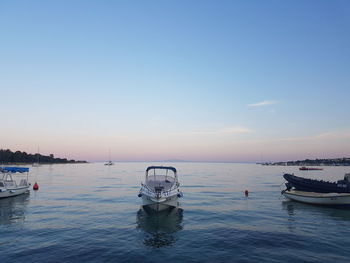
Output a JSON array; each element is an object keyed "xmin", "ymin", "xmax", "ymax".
[
  {"xmin": 104, "ymin": 149, "xmax": 114, "ymax": 166},
  {"xmin": 282, "ymin": 189, "xmax": 350, "ymax": 206},
  {"xmin": 0, "ymin": 167, "xmax": 30, "ymax": 198},
  {"xmin": 138, "ymin": 166, "xmax": 183, "ymax": 212}
]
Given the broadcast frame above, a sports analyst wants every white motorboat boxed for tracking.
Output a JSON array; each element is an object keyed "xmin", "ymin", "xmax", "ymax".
[
  {"xmin": 138, "ymin": 166, "xmax": 183, "ymax": 212},
  {"xmin": 0, "ymin": 167, "xmax": 30, "ymax": 198},
  {"xmin": 282, "ymin": 189, "xmax": 350, "ymax": 206}
]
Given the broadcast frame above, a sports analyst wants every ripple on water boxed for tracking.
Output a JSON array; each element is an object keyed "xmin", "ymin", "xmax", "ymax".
[{"xmin": 1, "ymin": 163, "xmax": 350, "ymax": 263}]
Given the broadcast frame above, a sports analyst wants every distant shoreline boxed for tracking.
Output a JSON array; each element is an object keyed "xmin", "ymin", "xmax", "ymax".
[{"xmin": 258, "ymin": 157, "xmax": 350, "ymax": 167}]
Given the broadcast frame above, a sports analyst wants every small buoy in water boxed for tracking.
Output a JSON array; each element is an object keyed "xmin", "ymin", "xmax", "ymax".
[
  {"xmin": 244, "ymin": 190, "xmax": 249, "ymax": 196},
  {"xmin": 33, "ymin": 182, "xmax": 39, "ymax": 191}
]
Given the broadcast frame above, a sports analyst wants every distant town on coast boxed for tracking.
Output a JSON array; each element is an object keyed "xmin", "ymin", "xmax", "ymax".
[
  {"xmin": 259, "ymin": 157, "xmax": 350, "ymax": 166},
  {"xmin": 0, "ymin": 149, "xmax": 87, "ymax": 164}
]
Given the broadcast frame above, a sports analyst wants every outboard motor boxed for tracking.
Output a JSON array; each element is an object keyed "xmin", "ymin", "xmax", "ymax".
[{"xmin": 344, "ymin": 173, "xmax": 350, "ymax": 183}]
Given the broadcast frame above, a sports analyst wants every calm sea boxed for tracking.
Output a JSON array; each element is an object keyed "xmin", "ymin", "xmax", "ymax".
[{"xmin": 1, "ymin": 163, "xmax": 350, "ymax": 262}]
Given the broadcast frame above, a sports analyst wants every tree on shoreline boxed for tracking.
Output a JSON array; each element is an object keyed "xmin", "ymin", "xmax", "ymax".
[
  {"xmin": 262, "ymin": 157, "xmax": 350, "ymax": 166},
  {"xmin": 0, "ymin": 149, "xmax": 86, "ymax": 164}
]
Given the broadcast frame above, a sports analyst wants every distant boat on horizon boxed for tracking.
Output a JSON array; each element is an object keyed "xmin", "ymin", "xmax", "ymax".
[
  {"xmin": 105, "ymin": 161, "xmax": 114, "ymax": 166},
  {"xmin": 299, "ymin": 166, "xmax": 323, "ymax": 171},
  {"xmin": 104, "ymin": 149, "xmax": 114, "ymax": 166}
]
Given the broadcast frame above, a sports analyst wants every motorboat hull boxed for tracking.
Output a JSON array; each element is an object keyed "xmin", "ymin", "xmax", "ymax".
[
  {"xmin": 139, "ymin": 166, "xmax": 182, "ymax": 212},
  {"xmin": 141, "ymin": 193, "xmax": 179, "ymax": 212},
  {"xmin": 0, "ymin": 186, "xmax": 29, "ymax": 199},
  {"xmin": 282, "ymin": 189, "xmax": 350, "ymax": 206}
]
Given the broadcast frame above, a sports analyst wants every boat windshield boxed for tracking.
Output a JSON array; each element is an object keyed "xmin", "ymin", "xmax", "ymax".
[{"xmin": 145, "ymin": 166, "xmax": 177, "ymax": 191}]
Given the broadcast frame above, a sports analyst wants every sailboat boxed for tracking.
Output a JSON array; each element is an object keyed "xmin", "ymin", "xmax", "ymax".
[
  {"xmin": 104, "ymin": 149, "xmax": 114, "ymax": 166},
  {"xmin": 32, "ymin": 147, "xmax": 41, "ymax": 167}
]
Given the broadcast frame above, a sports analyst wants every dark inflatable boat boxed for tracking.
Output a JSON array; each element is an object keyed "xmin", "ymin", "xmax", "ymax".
[{"xmin": 283, "ymin": 173, "xmax": 350, "ymax": 193}]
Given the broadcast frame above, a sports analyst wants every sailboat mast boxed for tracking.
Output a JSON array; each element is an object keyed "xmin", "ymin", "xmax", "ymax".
[{"xmin": 37, "ymin": 146, "xmax": 40, "ymax": 164}]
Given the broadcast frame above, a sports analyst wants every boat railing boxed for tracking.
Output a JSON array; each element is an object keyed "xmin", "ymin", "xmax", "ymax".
[
  {"xmin": 167, "ymin": 182, "xmax": 180, "ymax": 192},
  {"xmin": 19, "ymin": 179, "xmax": 28, "ymax": 186},
  {"xmin": 141, "ymin": 182, "xmax": 179, "ymax": 197},
  {"xmin": 141, "ymin": 183, "xmax": 153, "ymax": 193},
  {"xmin": 161, "ymin": 187, "xmax": 179, "ymax": 197}
]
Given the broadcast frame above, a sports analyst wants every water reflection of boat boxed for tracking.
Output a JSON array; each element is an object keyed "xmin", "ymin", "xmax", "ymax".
[
  {"xmin": 282, "ymin": 200, "xmax": 350, "ymax": 221},
  {"xmin": 0, "ymin": 192, "xmax": 30, "ymax": 225},
  {"xmin": 136, "ymin": 207, "xmax": 183, "ymax": 248}
]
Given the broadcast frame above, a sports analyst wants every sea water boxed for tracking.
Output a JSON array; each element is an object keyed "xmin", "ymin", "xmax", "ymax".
[{"xmin": 1, "ymin": 163, "xmax": 350, "ymax": 262}]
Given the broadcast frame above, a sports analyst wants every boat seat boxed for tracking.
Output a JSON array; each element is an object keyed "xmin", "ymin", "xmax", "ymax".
[
  {"xmin": 154, "ymin": 186, "xmax": 164, "ymax": 192},
  {"xmin": 146, "ymin": 175, "xmax": 176, "ymax": 191}
]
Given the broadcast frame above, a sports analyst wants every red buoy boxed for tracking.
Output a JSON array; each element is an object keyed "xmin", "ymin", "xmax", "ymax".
[
  {"xmin": 244, "ymin": 190, "xmax": 249, "ymax": 196},
  {"xmin": 33, "ymin": 182, "xmax": 39, "ymax": 190}
]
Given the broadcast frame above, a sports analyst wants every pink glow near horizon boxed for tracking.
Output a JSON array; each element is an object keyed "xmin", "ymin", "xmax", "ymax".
[{"xmin": 3, "ymin": 130, "xmax": 350, "ymax": 163}]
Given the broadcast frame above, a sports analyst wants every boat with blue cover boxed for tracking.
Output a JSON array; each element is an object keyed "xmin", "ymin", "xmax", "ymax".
[
  {"xmin": 283, "ymin": 173, "xmax": 350, "ymax": 193},
  {"xmin": 138, "ymin": 166, "xmax": 183, "ymax": 212},
  {"xmin": 0, "ymin": 167, "xmax": 30, "ymax": 198}
]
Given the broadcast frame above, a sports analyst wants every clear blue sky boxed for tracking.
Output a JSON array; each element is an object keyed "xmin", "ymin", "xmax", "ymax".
[{"xmin": 1, "ymin": 0, "xmax": 349, "ymax": 162}]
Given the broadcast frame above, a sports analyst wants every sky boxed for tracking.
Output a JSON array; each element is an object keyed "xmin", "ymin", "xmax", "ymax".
[{"xmin": 1, "ymin": 0, "xmax": 350, "ymax": 162}]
